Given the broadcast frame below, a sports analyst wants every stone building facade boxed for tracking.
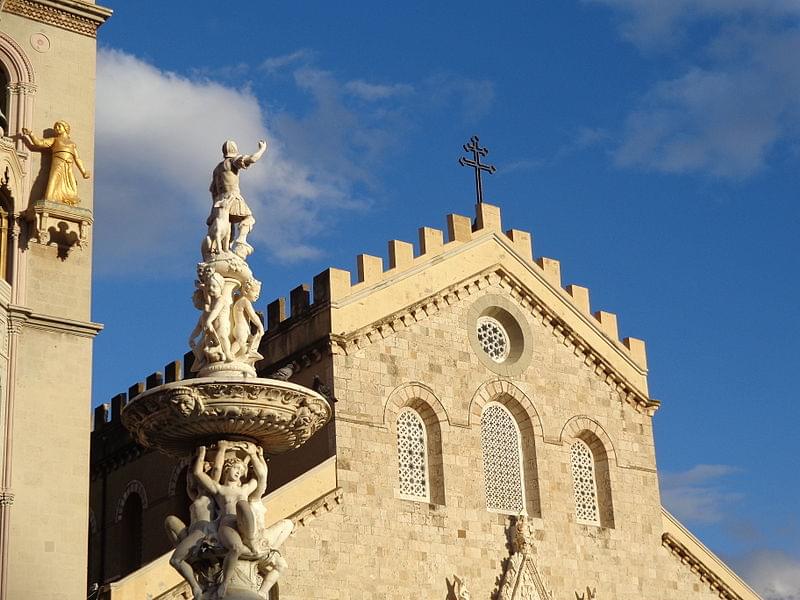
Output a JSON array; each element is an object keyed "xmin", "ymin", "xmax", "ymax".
[
  {"xmin": 0, "ymin": 3, "xmax": 111, "ymax": 600},
  {"xmin": 90, "ymin": 203, "xmax": 761, "ymax": 599}
]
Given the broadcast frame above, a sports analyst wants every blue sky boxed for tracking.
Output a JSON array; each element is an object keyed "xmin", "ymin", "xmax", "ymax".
[{"xmin": 91, "ymin": 2, "xmax": 800, "ymax": 597}]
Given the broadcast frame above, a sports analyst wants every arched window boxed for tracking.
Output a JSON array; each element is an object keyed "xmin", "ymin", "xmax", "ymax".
[
  {"xmin": 119, "ymin": 492, "xmax": 143, "ymax": 574},
  {"xmin": 481, "ymin": 402, "xmax": 525, "ymax": 514},
  {"xmin": 0, "ymin": 192, "xmax": 11, "ymax": 283},
  {"xmin": 571, "ymin": 439, "xmax": 600, "ymax": 525},
  {"xmin": 0, "ymin": 63, "xmax": 8, "ymax": 135},
  {"xmin": 397, "ymin": 408, "xmax": 429, "ymax": 501}
]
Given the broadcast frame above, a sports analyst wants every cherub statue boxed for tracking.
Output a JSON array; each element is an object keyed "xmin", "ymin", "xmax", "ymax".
[
  {"xmin": 20, "ymin": 121, "xmax": 90, "ymax": 205},
  {"xmin": 188, "ymin": 288, "xmax": 207, "ymax": 372},
  {"xmin": 231, "ymin": 278, "xmax": 264, "ymax": 360},
  {"xmin": 209, "ymin": 139, "xmax": 267, "ymax": 257},
  {"xmin": 164, "ymin": 457, "xmax": 222, "ymax": 600},
  {"xmin": 197, "ymin": 264, "xmax": 234, "ymax": 363}
]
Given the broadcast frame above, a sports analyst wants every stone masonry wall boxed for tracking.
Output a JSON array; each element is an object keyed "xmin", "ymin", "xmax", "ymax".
[{"xmin": 276, "ymin": 283, "xmax": 722, "ymax": 600}]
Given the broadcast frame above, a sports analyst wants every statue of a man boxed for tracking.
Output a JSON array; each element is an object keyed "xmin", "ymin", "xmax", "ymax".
[{"xmin": 208, "ymin": 139, "xmax": 267, "ymax": 257}]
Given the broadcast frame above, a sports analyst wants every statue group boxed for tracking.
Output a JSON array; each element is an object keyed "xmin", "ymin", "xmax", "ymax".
[
  {"xmin": 190, "ymin": 140, "xmax": 268, "ymax": 378},
  {"xmin": 165, "ymin": 440, "xmax": 293, "ymax": 600},
  {"xmin": 166, "ymin": 139, "xmax": 293, "ymax": 599}
]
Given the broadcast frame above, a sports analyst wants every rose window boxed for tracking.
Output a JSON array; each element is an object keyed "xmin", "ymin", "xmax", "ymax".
[{"xmin": 476, "ymin": 316, "xmax": 510, "ymax": 363}]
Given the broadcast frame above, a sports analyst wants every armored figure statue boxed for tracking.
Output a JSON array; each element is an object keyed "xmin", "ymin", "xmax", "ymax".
[{"xmin": 207, "ymin": 139, "xmax": 267, "ymax": 259}]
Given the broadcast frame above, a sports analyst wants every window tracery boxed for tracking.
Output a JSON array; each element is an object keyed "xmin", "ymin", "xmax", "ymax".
[
  {"xmin": 571, "ymin": 439, "xmax": 600, "ymax": 525},
  {"xmin": 397, "ymin": 408, "xmax": 429, "ymax": 500},
  {"xmin": 481, "ymin": 402, "xmax": 525, "ymax": 513}
]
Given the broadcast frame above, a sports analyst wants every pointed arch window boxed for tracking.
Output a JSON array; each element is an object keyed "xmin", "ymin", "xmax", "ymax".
[
  {"xmin": 481, "ymin": 402, "xmax": 526, "ymax": 513},
  {"xmin": 397, "ymin": 407, "xmax": 429, "ymax": 501},
  {"xmin": 571, "ymin": 439, "xmax": 600, "ymax": 525}
]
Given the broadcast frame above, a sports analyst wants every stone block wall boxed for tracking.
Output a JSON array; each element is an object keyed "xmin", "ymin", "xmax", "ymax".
[{"xmin": 276, "ymin": 282, "xmax": 722, "ymax": 599}]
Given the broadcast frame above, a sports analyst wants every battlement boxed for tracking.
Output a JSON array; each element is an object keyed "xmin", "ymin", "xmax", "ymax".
[
  {"xmin": 92, "ymin": 358, "xmax": 190, "ymax": 432},
  {"xmin": 262, "ymin": 202, "xmax": 647, "ymax": 370}
]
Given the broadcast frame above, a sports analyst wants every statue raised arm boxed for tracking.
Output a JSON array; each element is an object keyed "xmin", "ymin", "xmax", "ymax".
[
  {"xmin": 21, "ymin": 121, "xmax": 90, "ymax": 206},
  {"xmin": 207, "ymin": 139, "xmax": 268, "ymax": 258}
]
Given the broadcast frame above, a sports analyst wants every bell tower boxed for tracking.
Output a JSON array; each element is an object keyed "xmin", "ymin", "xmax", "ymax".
[{"xmin": 0, "ymin": 2, "xmax": 111, "ymax": 599}]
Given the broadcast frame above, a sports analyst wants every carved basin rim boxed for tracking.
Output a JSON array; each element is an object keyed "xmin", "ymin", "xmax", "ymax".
[{"xmin": 120, "ymin": 377, "xmax": 331, "ymax": 457}]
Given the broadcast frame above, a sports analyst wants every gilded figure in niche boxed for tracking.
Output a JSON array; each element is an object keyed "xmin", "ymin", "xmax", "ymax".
[{"xmin": 21, "ymin": 120, "xmax": 90, "ymax": 205}]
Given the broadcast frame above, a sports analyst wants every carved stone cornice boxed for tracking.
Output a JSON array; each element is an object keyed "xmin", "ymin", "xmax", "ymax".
[
  {"xmin": 17, "ymin": 308, "xmax": 103, "ymax": 338},
  {"xmin": 329, "ymin": 267, "xmax": 659, "ymax": 415},
  {"xmin": 2, "ymin": 0, "xmax": 112, "ymax": 38},
  {"xmin": 291, "ymin": 487, "xmax": 343, "ymax": 529},
  {"xmin": 661, "ymin": 532, "xmax": 744, "ymax": 600}
]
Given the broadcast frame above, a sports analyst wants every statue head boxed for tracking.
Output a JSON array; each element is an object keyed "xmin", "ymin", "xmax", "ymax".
[
  {"xmin": 222, "ymin": 140, "xmax": 239, "ymax": 158},
  {"xmin": 242, "ymin": 278, "xmax": 261, "ymax": 301},
  {"xmin": 53, "ymin": 120, "xmax": 70, "ymax": 135},
  {"xmin": 222, "ymin": 456, "xmax": 247, "ymax": 484}
]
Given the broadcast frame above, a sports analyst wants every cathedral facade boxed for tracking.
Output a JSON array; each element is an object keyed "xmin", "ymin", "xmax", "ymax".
[
  {"xmin": 0, "ymin": 4, "xmax": 764, "ymax": 600},
  {"xmin": 90, "ymin": 203, "xmax": 761, "ymax": 599}
]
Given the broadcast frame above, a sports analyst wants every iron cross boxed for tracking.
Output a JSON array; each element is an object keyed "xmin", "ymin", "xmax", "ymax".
[{"xmin": 459, "ymin": 135, "xmax": 496, "ymax": 205}]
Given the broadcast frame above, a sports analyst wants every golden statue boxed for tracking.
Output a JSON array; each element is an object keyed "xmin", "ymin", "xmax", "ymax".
[{"xmin": 21, "ymin": 120, "xmax": 90, "ymax": 206}]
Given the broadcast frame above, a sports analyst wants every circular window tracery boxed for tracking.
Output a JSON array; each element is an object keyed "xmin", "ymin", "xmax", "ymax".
[{"xmin": 476, "ymin": 316, "xmax": 510, "ymax": 363}]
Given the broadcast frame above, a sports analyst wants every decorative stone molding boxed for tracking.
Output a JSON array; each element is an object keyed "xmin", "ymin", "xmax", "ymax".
[
  {"xmin": 24, "ymin": 199, "xmax": 93, "ymax": 253},
  {"xmin": 291, "ymin": 487, "xmax": 344, "ymax": 529},
  {"xmin": 382, "ymin": 381, "xmax": 449, "ymax": 427},
  {"xmin": 114, "ymin": 479, "xmax": 148, "ymax": 522},
  {"xmin": 468, "ymin": 379, "xmax": 544, "ymax": 439},
  {"xmin": 0, "ymin": 490, "xmax": 14, "ymax": 506},
  {"xmin": 122, "ymin": 378, "xmax": 332, "ymax": 456},
  {"xmin": 329, "ymin": 267, "xmax": 658, "ymax": 415},
  {"xmin": 467, "ymin": 293, "xmax": 534, "ymax": 377},
  {"xmin": 2, "ymin": 0, "xmax": 113, "ymax": 38},
  {"xmin": 496, "ymin": 515, "xmax": 553, "ymax": 600},
  {"xmin": 662, "ymin": 532, "xmax": 745, "ymax": 600},
  {"xmin": 558, "ymin": 415, "xmax": 619, "ymax": 467}
]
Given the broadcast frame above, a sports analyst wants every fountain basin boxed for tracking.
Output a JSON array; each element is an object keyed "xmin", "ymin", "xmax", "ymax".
[{"xmin": 121, "ymin": 377, "xmax": 331, "ymax": 456}]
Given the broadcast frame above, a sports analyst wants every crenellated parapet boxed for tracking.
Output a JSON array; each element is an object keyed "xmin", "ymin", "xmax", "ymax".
[{"xmin": 261, "ymin": 202, "xmax": 648, "ymax": 374}]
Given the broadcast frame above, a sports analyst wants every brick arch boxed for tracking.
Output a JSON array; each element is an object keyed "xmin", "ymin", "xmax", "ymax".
[
  {"xmin": 114, "ymin": 480, "xmax": 148, "ymax": 522},
  {"xmin": 559, "ymin": 415, "xmax": 618, "ymax": 467},
  {"xmin": 467, "ymin": 379, "xmax": 544, "ymax": 439},
  {"xmin": 382, "ymin": 381, "xmax": 449, "ymax": 427},
  {"xmin": 167, "ymin": 458, "xmax": 190, "ymax": 497}
]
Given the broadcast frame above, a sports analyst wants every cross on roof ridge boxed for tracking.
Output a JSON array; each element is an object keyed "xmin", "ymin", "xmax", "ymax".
[{"xmin": 458, "ymin": 135, "xmax": 496, "ymax": 205}]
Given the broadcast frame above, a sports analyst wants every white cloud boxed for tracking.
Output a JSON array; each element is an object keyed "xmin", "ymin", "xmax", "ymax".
[
  {"xmin": 734, "ymin": 550, "xmax": 800, "ymax": 600},
  {"xmin": 660, "ymin": 464, "xmax": 742, "ymax": 524},
  {"xmin": 585, "ymin": 2, "xmax": 800, "ymax": 178},
  {"xmin": 94, "ymin": 49, "xmax": 371, "ymax": 275},
  {"xmin": 260, "ymin": 49, "xmax": 315, "ymax": 74},
  {"xmin": 586, "ymin": 0, "xmax": 800, "ymax": 49},
  {"xmin": 344, "ymin": 79, "xmax": 414, "ymax": 101}
]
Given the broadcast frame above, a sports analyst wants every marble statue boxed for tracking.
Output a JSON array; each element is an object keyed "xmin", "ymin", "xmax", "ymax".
[
  {"xmin": 165, "ymin": 457, "xmax": 221, "ymax": 600},
  {"xmin": 231, "ymin": 278, "xmax": 264, "ymax": 361},
  {"xmin": 208, "ymin": 139, "xmax": 267, "ymax": 258},
  {"xmin": 121, "ymin": 136, "xmax": 333, "ymax": 600},
  {"xmin": 21, "ymin": 121, "xmax": 90, "ymax": 205}
]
